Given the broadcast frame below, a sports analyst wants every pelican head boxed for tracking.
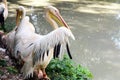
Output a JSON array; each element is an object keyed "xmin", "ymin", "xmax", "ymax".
[
  {"xmin": 45, "ymin": 6, "xmax": 69, "ymax": 29},
  {"xmin": 16, "ymin": 6, "xmax": 26, "ymax": 19},
  {"xmin": 16, "ymin": 6, "xmax": 27, "ymax": 26},
  {"xmin": 16, "ymin": 6, "xmax": 24, "ymax": 26},
  {"xmin": 2, "ymin": 0, "xmax": 7, "ymax": 6}
]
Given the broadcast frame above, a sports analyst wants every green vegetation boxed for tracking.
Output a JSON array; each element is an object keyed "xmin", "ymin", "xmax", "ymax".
[
  {"xmin": 46, "ymin": 55, "xmax": 93, "ymax": 80},
  {"xmin": 0, "ymin": 59, "xmax": 18, "ymax": 75},
  {"xmin": 0, "ymin": 70, "xmax": 4, "ymax": 75},
  {"xmin": 4, "ymin": 22, "xmax": 15, "ymax": 32},
  {"xmin": 0, "ymin": 20, "xmax": 16, "ymax": 32},
  {"xmin": 0, "ymin": 56, "xmax": 93, "ymax": 79},
  {"xmin": 6, "ymin": 66, "xmax": 18, "ymax": 74},
  {"xmin": 0, "ymin": 59, "xmax": 7, "ymax": 66}
]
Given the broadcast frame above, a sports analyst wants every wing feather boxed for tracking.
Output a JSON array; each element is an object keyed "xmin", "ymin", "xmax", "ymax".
[
  {"xmin": 0, "ymin": 4, "xmax": 5, "ymax": 14},
  {"xmin": 53, "ymin": 43, "xmax": 61, "ymax": 59},
  {"xmin": 33, "ymin": 27, "xmax": 75, "ymax": 65},
  {"xmin": 66, "ymin": 43, "xmax": 72, "ymax": 59}
]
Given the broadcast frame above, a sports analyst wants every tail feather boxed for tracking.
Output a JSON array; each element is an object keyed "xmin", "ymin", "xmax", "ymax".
[
  {"xmin": 21, "ymin": 62, "xmax": 34, "ymax": 79},
  {"xmin": 53, "ymin": 43, "xmax": 61, "ymax": 58},
  {"xmin": 66, "ymin": 43, "xmax": 72, "ymax": 59},
  {"xmin": 21, "ymin": 54, "xmax": 34, "ymax": 79},
  {"xmin": 0, "ymin": 7, "xmax": 4, "ymax": 22},
  {"xmin": 0, "ymin": 7, "xmax": 6, "ymax": 32}
]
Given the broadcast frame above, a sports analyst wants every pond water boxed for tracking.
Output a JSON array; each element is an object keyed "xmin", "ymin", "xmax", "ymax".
[{"xmin": 7, "ymin": 0, "xmax": 120, "ymax": 80}]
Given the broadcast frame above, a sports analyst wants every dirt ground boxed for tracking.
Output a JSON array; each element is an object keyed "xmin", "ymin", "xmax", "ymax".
[{"xmin": 0, "ymin": 48, "xmax": 24, "ymax": 80}]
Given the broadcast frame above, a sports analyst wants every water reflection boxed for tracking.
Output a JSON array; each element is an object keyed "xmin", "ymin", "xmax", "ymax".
[
  {"xmin": 111, "ymin": 30, "xmax": 120, "ymax": 49},
  {"xmin": 111, "ymin": 13, "xmax": 120, "ymax": 49},
  {"xmin": 30, "ymin": 6, "xmax": 39, "ymax": 32},
  {"xmin": 116, "ymin": 12, "xmax": 120, "ymax": 19}
]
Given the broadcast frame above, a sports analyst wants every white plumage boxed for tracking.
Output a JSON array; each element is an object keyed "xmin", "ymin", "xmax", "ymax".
[
  {"xmin": 0, "ymin": 0, "xmax": 8, "ymax": 32},
  {"xmin": 14, "ymin": 6, "xmax": 75, "ymax": 79},
  {"xmin": 4, "ymin": 8, "xmax": 22, "ymax": 56},
  {"xmin": 0, "ymin": 0, "xmax": 8, "ymax": 20},
  {"xmin": 5, "ymin": 29, "xmax": 16, "ymax": 53}
]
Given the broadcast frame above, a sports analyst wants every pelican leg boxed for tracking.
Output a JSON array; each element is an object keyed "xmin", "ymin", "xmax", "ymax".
[
  {"xmin": 42, "ymin": 68, "xmax": 47, "ymax": 78},
  {"xmin": 36, "ymin": 69, "xmax": 43, "ymax": 79},
  {"xmin": 40, "ymin": 68, "xmax": 50, "ymax": 80}
]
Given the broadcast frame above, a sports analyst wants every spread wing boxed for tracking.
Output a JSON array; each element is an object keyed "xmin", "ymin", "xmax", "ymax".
[{"xmin": 33, "ymin": 27, "xmax": 75, "ymax": 65}]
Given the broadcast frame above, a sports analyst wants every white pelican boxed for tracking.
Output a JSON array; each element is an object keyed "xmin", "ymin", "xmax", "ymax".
[
  {"xmin": 0, "ymin": 0, "xmax": 8, "ymax": 32},
  {"xmin": 4, "ymin": 8, "xmax": 22, "ymax": 57},
  {"xmin": 14, "ymin": 6, "xmax": 75, "ymax": 79}
]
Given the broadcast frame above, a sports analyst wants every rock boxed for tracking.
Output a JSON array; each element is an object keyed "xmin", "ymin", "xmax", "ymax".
[
  {"xmin": 0, "ymin": 48, "xmax": 6, "ymax": 52},
  {"xmin": 1, "ymin": 75, "xmax": 7, "ymax": 79},
  {"xmin": 5, "ymin": 56, "xmax": 9, "ymax": 61}
]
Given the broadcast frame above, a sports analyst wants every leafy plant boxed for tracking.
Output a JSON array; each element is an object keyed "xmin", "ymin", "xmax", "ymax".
[
  {"xmin": 0, "ymin": 70, "xmax": 4, "ymax": 75},
  {"xmin": 0, "ymin": 23, "xmax": 15, "ymax": 33},
  {"xmin": 46, "ymin": 55, "xmax": 93, "ymax": 80},
  {"xmin": 6, "ymin": 66, "xmax": 18, "ymax": 74},
  {"xmin": 0, "ymin": 59, "xmax": 7, "ymax": 67},
  {"xmin": 4, "ymin": 22, "xmax": 15, "ymax": 32}
]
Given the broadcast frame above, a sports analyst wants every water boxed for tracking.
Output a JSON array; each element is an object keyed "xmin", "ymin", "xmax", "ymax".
[{"xmin": 8, "ymin": 0, "xmax": 120, "ymax": 80}]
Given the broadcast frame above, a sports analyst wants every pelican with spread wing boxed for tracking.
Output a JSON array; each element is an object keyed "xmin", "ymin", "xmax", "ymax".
[
  {"xmin": 0, "ymin": 0, "xmax": 8, "ymax": 32},
  {"xmin": 14, "ymin": 6, "xmax": 75, "ymax": 79}
]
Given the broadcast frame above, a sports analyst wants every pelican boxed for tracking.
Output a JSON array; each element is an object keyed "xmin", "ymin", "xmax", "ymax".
[
  {"xmin": 0, "ymin": 0, "xmax": 8, "ymax": 32},
  {"xmin": 4, "ymin": 8, "xmax": 22, "ymax": 57},
  {"xmin": 14, "ymin": 6, "xmax": 75, "ymax": 79}
]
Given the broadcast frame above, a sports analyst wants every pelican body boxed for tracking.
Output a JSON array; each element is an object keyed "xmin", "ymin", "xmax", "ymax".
[
  {"xmin": 14, "ymin": 6, "xmax": 75, "ymax": 79},
  {"xmin": 0, "ymin": 0, "xmax": 8, "ymax": 32}
]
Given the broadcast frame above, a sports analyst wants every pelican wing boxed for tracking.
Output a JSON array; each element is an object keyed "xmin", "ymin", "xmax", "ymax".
[
  {"xmin": 0, "ymin": 4, "xmax": 4, "ymax": 22},
  {"xmin": 5, "ymin": 30, "xmax": 15, "ymax": 50},
  {"xmin": 0, "ymin": 4, "xmax": 5, "ymax": 13},
  {"xmin": 33, "ymin": 27, "xmax": 75, "ymax": 65},
  {"xmin": 14, "ymin": 16, "xmax": 36, "ymax": 59},
  {"xmin": 0, "ymin": 3, "xmax": 8, "ymax": 20}
]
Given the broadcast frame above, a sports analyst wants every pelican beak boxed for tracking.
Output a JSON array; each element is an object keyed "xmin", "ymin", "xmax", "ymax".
[{"xmin": 49, "ymin": 11, "xmax": 69, "ymax": 29}]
